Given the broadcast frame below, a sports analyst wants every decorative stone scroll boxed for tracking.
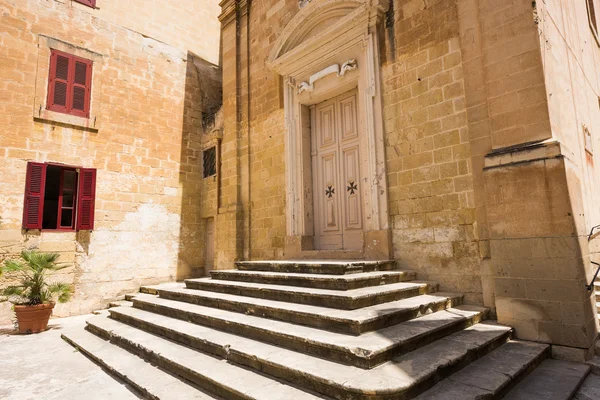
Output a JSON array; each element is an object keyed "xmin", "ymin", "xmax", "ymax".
[{"xmin": 297, "ymin": 59, "xmax": 357, "ymax": 94}]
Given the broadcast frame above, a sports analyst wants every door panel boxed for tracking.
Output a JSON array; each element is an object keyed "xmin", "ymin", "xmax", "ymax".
[
  {"xmin": 341, "ymin": 145, "xmax": 362, "ymax": 229},
  {"xmin": 320, "ymin": 152, "xmax": 340, "ymax": 231},
  {"xmin": 315, "ymin": 100, "xmax": 343, "ymax": 250},
  {"xmin": 319, "ymin": 103, "xmax": 337, "ymax": 148},
  {"xmin": 313, "ymin": 89, "xmax": 363, "ymax": 251},
  {"xmin": 339, "ymin": 94, "xmax": 358, "ymax": 142}
]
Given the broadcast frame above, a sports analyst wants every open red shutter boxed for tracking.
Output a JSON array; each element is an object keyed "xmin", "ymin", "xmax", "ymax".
[
  {"xmin": 47, "ymin": 50, "xmax": 70, "ymax": 113},
  {"xmin": 77, "ymin": 168, "xmax": 97, "ymax": 230},
  {"xmin": 22, "ymin": 162, "xmax": 47, "ymax": 230},
  {"xmin": 70, "ymin": 57, "xmax": 92, "ymax": 117}
]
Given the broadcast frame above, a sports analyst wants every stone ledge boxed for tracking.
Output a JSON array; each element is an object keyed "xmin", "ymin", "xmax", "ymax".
[{"xmin": 484, "ymin": 139, "xmax": 562, "ymax": 169}]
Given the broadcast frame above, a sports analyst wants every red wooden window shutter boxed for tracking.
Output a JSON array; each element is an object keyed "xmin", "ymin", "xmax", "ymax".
[
  {"xmin": 74, "ymin": 0, "xmax": 96, "ymax": 8},
  {"xmin": 47, "ymin": 50, "xmax": 93, "ymax": 117},
  {"xmin": 23, "ymin": 162, "xmax": 47, "ymax": 230},
  {"xmin": 70, "ymin": 57, "xmax": 93, "ymax": 117},
  {"xmin": 77, "ymin": 168, "xmax": 97, "ymax": 230},
  {"xmin": 47, "ymin": 51, "xmax": 70, "ymax": 113}
]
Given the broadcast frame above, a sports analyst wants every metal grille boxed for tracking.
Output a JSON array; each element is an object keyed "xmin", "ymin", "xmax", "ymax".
[{"xmin": 203, "ymin": 147, "xmax": 217, "ymax": 178}]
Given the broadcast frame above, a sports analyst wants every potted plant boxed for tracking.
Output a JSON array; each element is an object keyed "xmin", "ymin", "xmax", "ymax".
[{"xmin": 0, "ymin": 250, "xmax": 73, "ymax": 334}]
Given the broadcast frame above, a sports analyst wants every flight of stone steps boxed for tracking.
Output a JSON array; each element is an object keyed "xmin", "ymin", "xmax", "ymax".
[{"xmin": 62, "ymin": 260, "xmax": 590, "ymax": 399}]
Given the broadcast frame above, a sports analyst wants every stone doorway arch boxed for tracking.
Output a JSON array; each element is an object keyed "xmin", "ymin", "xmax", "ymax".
[{"xmin": 266, "ymin": 0, "xmax": 392, "ymax": 259}]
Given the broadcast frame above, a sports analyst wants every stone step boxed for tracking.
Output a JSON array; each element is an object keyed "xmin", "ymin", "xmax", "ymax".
[
  {"xmin": 574, "ymin": 373, "xmax": 600, "ymax": 399},
  {"xmin": 83, "ymin": 316, "xmax": 326, "ymax": 400},
  {"xmin": 109, "ymin": 300, "xmax": 133, "ymax": 308},
  {"xmin": 502, "ymin": 359, "xmax": 589, "ymax": 400},
  {"xmin": 153, "ymin": 284, "xmax": 461, "ymax": 335},
  {"xmin": 184, "ymin": 278, "xmax": 436, "ymax": 310},
  {"xmin": 116, "ymin": 297, "xmax": 488, "ymax": 368},
  {"xmin": 87, "ymin": 314, "xmax": 512, "ymax": 400},
  {"xmin": 235, "ymin": 259, "xmax": 395, "ymax": 275},
  {"xmin": 210, "ymin": 269, "xmax": 416, "ymax": 290},
  {"xmin": 61, "ymin": 328, "xmax": 221, "ymax": 399},
  {"xmin": 587, "ymin": 355, "xmax": 600, "ymax": 374},
  {"xmin": 140, "ymin": 282, "xmax": 184, "ymax": 295},
  {"xmin": 414, "ymin": 340, "xmax": 549, "ymax": 399},
  {"xmin": 125, "ymin": 293, "xmax": 139, "ymax": 301}
]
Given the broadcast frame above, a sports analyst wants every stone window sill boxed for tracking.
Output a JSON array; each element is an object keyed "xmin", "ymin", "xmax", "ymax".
[{"xmin": 34, "ymin": 109, "xmax": 98, "ymax": 132}]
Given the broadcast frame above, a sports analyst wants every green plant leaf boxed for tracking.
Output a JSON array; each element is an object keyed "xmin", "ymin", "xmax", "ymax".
[
  {"xmin": 47, "ymin": 283, "xmax": 73, "ymax": 304},
  {"xmin": 1, "ymin": 260, "xmax": 25, "ymax": 274},
  {"xmin": 1, "ymin": 250, "xmax": 72, "ymax": 305},
  {"xmin": 1, "ymin": 286, "xmax": 24, "ymax": 297}
]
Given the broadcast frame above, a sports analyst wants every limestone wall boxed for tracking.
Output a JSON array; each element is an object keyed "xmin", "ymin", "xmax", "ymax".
[
  {"xmin": 0, "ymin": 0, "xmax": 221, "ymax": 324},
  {"xmin": 212, "ymin": 0, "xmax": 486, "ymax": 303},
  {"xmin": 381, "ymin": 0, "xmax": 484, "ymax": 304},
  {"xmin": 536, "ymin": 1, "xmax": 600, "ymax": 255},
  {"xmin": 74, "ymin": 0, "xmax": 221, "ymax": 65},
  {"xmin": 468, "ymin": 0, "xmax": 598, "ymax": 354}
]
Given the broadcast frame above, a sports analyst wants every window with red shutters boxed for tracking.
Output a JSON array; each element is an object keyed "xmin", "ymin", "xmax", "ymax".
[
  {"xmin": 74, "ymin": 0, "xmax": 96, "ymax": 8},
  {"xmin": 22, "ymin": 162, "xmax": 97, "ymax": 231},
  {"xmin": 47, "ymin": 50, "xmax": 93, "ymax": 118}
]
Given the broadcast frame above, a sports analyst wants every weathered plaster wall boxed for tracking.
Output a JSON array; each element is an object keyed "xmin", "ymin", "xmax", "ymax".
[{"xmin": 0, "ymin": 0, "xmax": 221, "ymax": 324}]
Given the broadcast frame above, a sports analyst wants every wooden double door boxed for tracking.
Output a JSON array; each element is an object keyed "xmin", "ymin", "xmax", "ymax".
[{"xmin": 313, "ymin": 89, "xmax": 364, "ymax": 250}]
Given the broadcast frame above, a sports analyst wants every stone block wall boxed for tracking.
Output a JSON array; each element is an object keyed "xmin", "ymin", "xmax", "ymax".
[
  {"xmin": 214, "ymin": 0, "xmax": 598, "ymax": 356},
  {"xmin": 455, "ymin": 0, "xmax": 554, "ymax": 309},
  {"xmin": 466, "ymin": 0, "xmax": 598, "ymax": 354},
  {"xmin": 381, "ymin": 0, "xmax": 483, "ymax": 304},
  {"xmin": 0, "ymin": 0, "xmax": 221, "ymax": 324},
  {"xmin": 536, "ymin": 1, "xmax": 600, "ymax": 260},
  {"xmin": 485, "ymin": 146, "xmax": 596, "ymax": 352},
  {"xmin": 77, "ymin": 0, "xmax": 221, "ymax": 65},
  {"xmin": 215, "ymin": 0, "xmax": 489, "ymax": 304}
]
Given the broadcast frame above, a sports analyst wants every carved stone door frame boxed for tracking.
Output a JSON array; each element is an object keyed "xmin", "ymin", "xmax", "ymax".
[{"xmin": 267, "ymin": 0, "xmax": 391, "ymax": 259}]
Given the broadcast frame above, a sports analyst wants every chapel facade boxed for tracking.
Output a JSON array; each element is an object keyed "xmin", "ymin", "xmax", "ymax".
[{"xmin": 212, "ymin": 0, "xmax": 600, "ymax": 357}]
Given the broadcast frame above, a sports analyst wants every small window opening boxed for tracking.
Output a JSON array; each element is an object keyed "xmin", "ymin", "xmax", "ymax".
[
  {"xmin": 42, "ymin": 166, "xmax": 78, "ymax": 230},
  {"xmin": 203, "ymin": 147, "xmax": 217, "ymax": 178}
]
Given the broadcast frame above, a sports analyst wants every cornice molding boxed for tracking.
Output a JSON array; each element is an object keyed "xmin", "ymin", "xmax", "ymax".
[
  {"xmin": 219, "ymin": 0, "xmax": 248, "ymax": 26},
  {"xmin": 266, "ymin": 0, "xmax": 389, "ymax": 76}
]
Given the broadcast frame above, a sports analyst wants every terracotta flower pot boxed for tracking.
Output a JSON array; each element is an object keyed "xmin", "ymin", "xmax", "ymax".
[{"xmin": 14, "ymin": 303, "xmax": 55, "ymax": 334}]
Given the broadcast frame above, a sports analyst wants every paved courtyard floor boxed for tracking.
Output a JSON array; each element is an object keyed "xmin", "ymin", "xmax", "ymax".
[{"xmin": 0, "ymin": 314, "xmax": 139, "ymax": 400}]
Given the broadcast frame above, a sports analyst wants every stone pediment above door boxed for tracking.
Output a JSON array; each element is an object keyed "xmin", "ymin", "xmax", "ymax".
[
  {"xmin": 269, "ymin": 0, "xmax": 392, "ymax": 259},
  {"xmin": 266, "ymin": 0, "xmax": 390, "ymax": 77}
]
